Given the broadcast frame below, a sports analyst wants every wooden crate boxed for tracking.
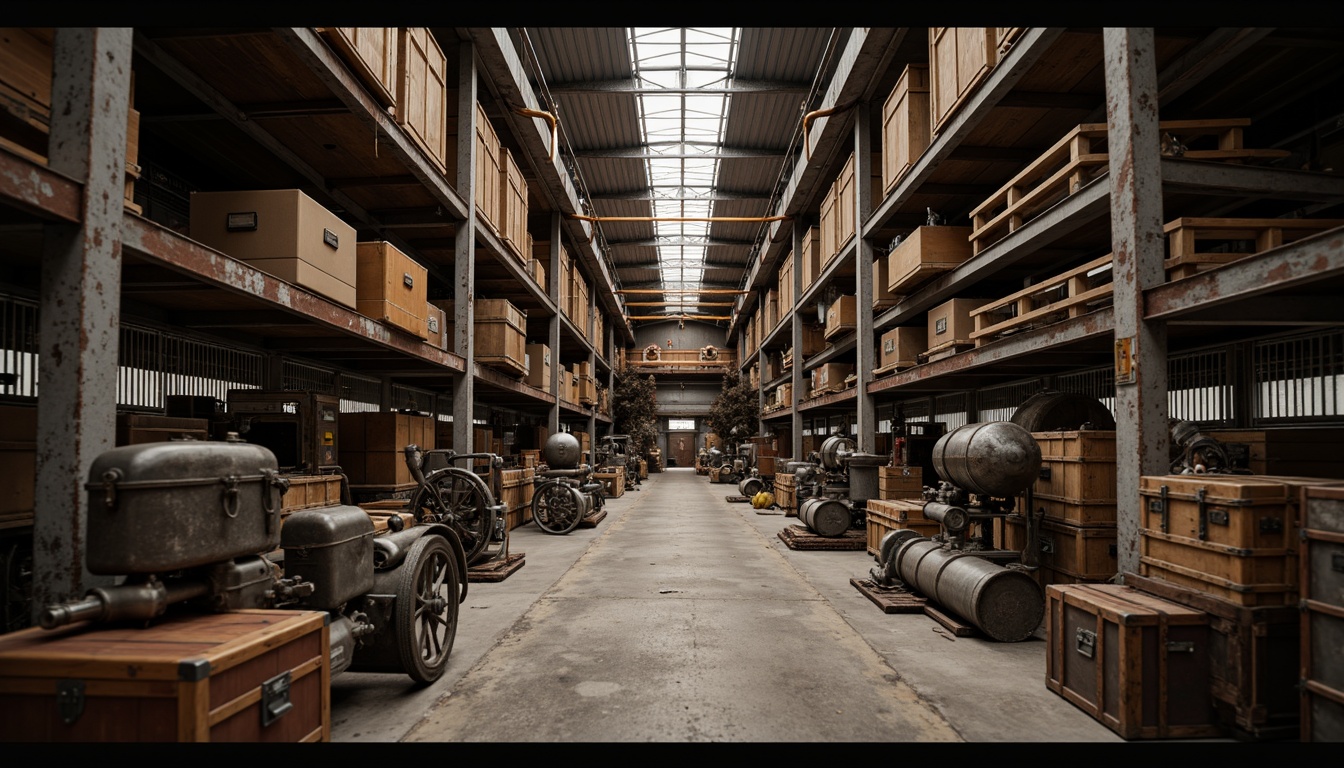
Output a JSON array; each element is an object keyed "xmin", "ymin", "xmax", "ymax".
[
  {"xmin": 319, "ymin": 27, "xmax": 397, "ymax": 106},
  {"xmin": 1032, "ymin": 430, "xmax": 1117, "ymax": 504},
  {"xmin": 1163, "ymin": 217, "xmax": 1344, "ymax": 280},
  {"xmin": 1139, "ymin": 529, "xmax": 1297, "ymax": 608},
  {"xmin": 871, "ymin": 254, "xmax": 901, "ymax": 311},
  {"xmin": 0, "ymin": 610, "xmax": 330, "ymax": 742},
  {"xmin": 823, "ymin": 294, "xmax": 856, "ymax": 340},
  {"xmin": 499, "ymin": 147, "xmax": 529, "ymax": 263},
  {"xmin": 925, "ymin": 297, "xmax": 986, "ymax": 354},
  {"xmin": 876, "ymin": 326, "xmax": 926, "ymax": 375},
  {"xmin": 1206, "ymin": 427, "xmax": 1344, "ymax": 479},
  {"xmin": 929, "ymin": 28, "xmax": 998, "ymax": 134},
  {"xmin": 1020, "ymin": 495, "xmax": 1118, "ymax": 527},
  {"xmin": 355, "ymin": 241, "xmax": 428, "ymax": 338},
  {"xmin": 799, "ymin": 226, "xmax": 822, "ymax": 294},
  {"xmin": 395, "ymin": 28, "xmax": 447, "ymax": 173},
  {"xmin": 474, "ymin": 298, "xmax": 527, "ymax": 377},
  {"xmin": 820, "ymin": 178, "xmax": 839, "ymax": 269},
  {"xmin": 886, "ymin": 225, "xmax": 974, "ymax": 295},
  {"xmin": 971, "ymin": 254, "xmax": 1115, "ymax": 347},
  {"xmin": 1045, "ymin": 583, "xmax": 1221, "ymax": 740},
  {"xmin": 810, "ymin": 363, "xmax": 854, "ymax": 396},
  {"xmin": 1299, "ymin": 485, "xmax": 1344, "ymax": 742},
  {"xmin": 1005, "ymin": 514, "xmax": 1117, "ymax": 581},
  {"xmin": 338, "ymin": 411, "xmax": 435, "ymax": 486},
  {"xmin": 280, "ymin": 474, "xmax": 344, "ymax": 516},
  {"xmin": 114, "ymin": 414, "xmax": 210, "ymax": 446},
  {"xmin": 474, "ymin": 101, "xmax": 502, "ymax": 233},
  {"xmin": 865, "ymin": 498, "xmax": 940, "ymax": 557},
  {"xmin": 594, "ymin": 469, "xmax": 624, "ymax": 499},
  {"xmin": 774, "ymin": 473, "xmax": 796, "ymax": 515},
  {"xmin": 877, "ymin": 465, "xmax": 923, "ymax": 500},
  {"xmin": 1124, "ymin": 571, "xmax": 1302, "ymax": 740},
  {"xmin": 882, "ymin": 63, "xmax": 930, "ymax": 196},
  {"xmin": 777, "ymin": 251, "xmax": 794, "ymax": 314}
]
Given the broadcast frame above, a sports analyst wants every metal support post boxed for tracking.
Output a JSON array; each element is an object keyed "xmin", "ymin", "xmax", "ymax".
[{"xmin": 452, "ymin": 45, "xmax": 478, "ymax": 454}]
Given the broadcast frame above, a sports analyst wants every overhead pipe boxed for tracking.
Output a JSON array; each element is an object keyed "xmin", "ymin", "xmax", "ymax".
[
  {"xmin": 802, "ymin": 100, "xmax": 857, "ymax": 162},
  {"xmin": 569, "ymin": 214, "xmax": 791, "ymax": 224},
  {"xmin": 515, "ymin": 106, "xmax": 558, "ymax": 163},
  {"xmin": 628, "ymin": 314, "xmax": 732, "ymax": 322},
  {"xmin": 624, "ymin": 301, "xmax": 736, "ymax": 307},
  {"xmin": 618, "ymin": 289, "xmax": 749, "ymax": 295}
]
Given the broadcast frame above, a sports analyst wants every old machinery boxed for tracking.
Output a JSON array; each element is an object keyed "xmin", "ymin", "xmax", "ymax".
[
  {"xmin": 1010, "ymin": 389, "xmax": 1116, "ymax": 432},
  {"xmin": 598, "ymin": 434, "xmax": 641, "ymax": 491},
  {"xmin": 795, "ymin": 435, "xmax": 887, "ymax": 537},
  {"xmin": 869, "ymin": 421, "xmax": 1046, "ymax": 642},
  {"xmin": 225, "ymin": 389, "xmax": 341, "ymax": 472},
  {"xmin": 531, "ymin": 433, "xmax": 604, "ymax": 534},
  {"xmin": 403, "ymin": 445, "xmax": 509, "ymax": 566},
  {"xmin": 38, "ymin": 440, "xmax": 468, "ymax": 684},
  {"xmin": 1168, "ymin": 419, "xmax": 1234, "ymax": 474}
]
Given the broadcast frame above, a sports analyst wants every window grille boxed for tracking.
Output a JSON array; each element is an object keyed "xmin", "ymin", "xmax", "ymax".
[
  {"xmin": 977, "ymin": 378, "xmax": 1043, "ymax": 422},
  {"xmin": 0, "ymin": 293, "xmax": 39, "ymax": 399},
  {"xmin": 1253, "ymin": 328, "xmax": 1344, "ymax": 424}
]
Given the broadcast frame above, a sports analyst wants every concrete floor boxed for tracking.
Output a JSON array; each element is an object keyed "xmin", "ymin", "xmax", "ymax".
[{"xmin": 327, "ymin": 468, "xmax": 1152, "ymax": 743}]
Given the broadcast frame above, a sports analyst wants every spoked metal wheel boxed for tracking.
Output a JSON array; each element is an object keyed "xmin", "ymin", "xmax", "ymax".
[
  {"xmin": 408, "ymin": 468, "xmax": 493, "ymax": 565},
  {"xmin": 395, "ymin": 534, "xmax": 460, "ymax": 685},
  {"xmin": 531, "ymin": 480, "xmax": 585, "ymax": 535}
]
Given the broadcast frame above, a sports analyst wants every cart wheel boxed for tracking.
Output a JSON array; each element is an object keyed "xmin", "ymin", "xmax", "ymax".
[
  {"xmin": 395, "ymin": 534, "xmax": 459, "ymax": 685},
  {"xmin": 531, "ymin": 481, "xmax": 584, "ymax": 535},
  {"xmin": 408, "ymin": 468, "xmax": 493, "ymax": 565},
  {"xmin": 738, "ymin": 477, "xmax": 764, "ymax": 498}
]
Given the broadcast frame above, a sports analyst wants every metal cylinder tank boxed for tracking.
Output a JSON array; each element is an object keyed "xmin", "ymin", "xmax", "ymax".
[
  {"xmin": 932, "ymin": 421, "xmax": 1042, "ymax": 497},
  {"xmin": 846, "ymin": 452, "xmax": 886, "ymax": 502},
  {"xmin": 543, "ymin": 432, "xmax": 583, "ymax": 469},
  {"xmin": 892, "ymin": 536, "xmax": 1043, "ymax": 642},
  {"xmin": 1010, "ymin": 390, "xmax": 1115, "ymax": 431},
  {"xmin": 799, "ymin": 497, "xmax": 852, "ymax": 537}
]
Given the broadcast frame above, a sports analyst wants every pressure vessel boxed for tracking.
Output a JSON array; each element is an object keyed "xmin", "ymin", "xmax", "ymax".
[
  {"xmin": 544, "ymin": 432, "xmax": 583, "ymax": 469},
  {"xmin": 891, "ymin": 536, "xmax": 1043, "ymax": 642},
  {"xmin": 931, "ymin": 421, "xmax": 1041, "ymax": 497}
]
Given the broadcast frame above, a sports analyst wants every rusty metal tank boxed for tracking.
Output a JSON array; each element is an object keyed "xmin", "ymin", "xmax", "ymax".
[
  {"xmin": 932, "ymin": 421, "xmax": 1042, "ymax": 497},
  {"xmin": 799, "ymin": 497, "xmax": 853, "ymax": 537},
  {"xmin": 543, "ymin": 432, "xmax": 584, "ymax": 469}
]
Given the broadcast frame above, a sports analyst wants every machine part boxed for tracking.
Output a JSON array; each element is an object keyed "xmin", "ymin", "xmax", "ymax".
[
  {"xmin": 202, "ymin": 556, "xmax": 279, "ymax": 611},
  {"xmin": 327, "ymin": 614, "xmax": 358, "ymax": 677},
  {"xmin": 84, "ymin": 441, "xmax": 287, "ymax": 574},
  {"xmin": 544, "ymin": 432, "xmax": 584, "ymax": 469},
  {"xmin": 39, "ymin": 576, "xmax": 210, "ymax": 630},
  {"xmin": 392, "ymin": 535, "xmax": 460, "ymax": 684},
  {"xmin": 404, "ymin": 466, "xmax": 495, "ymax": 565},
  {"xmin": 890, "ymin": 535, "xmax": 1044, "ymax": 642},
  {"xmin": 846, "ymin": 453, "xmax": 887, "ymax": 502},
  {"xmin": 1169, "ymin": 419, "xmax": 1230, "ymax": 474},
  {"xmin": 280, "ymin": 506, "xmax": 376, "ymax": 611},
  {"xmin": 923, "ymin": 501, "xmax": 971, "ymax": 535},
  {"xmin": 738, "ymin": 476, "xmax": 765, "ymax": 498},
  {"xmin": 1009, "ymin": 389, "xmax": 1116, "ymax": 432},
  {"xmin": 819, "ymin": 435, "xmax": 856, "ymax": 471},
  {"xmin": 2, "ymin": 534, "xmax": 34, "ymax": 634},
  {"xmin": 532, "ymin": 481, "xmax": 587, "ymax": 534},
  {"xmin": 225, "ymin": 390, "xmax": 342, "ymax": 471},
  {"xmin": 932, "ymin": 422, "xmax": 1042, "ymax": 498},
  {"xmin": 799, "ymin": 497, "xmax": 853, "ymax": 537},
  {"xmin": 869, "ymin": 528, "xmax": 923, "ymax": 586}
]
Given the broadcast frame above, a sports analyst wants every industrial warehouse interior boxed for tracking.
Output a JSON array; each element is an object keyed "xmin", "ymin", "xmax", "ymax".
[{"xmin": 0, "ymin": 22, "xmax": 1342, "ymax": 745}]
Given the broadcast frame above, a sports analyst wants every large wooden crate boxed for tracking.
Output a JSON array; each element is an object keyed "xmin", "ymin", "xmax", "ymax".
[
  {"xmin": 929, "ymin": 28, "xmax": 998, "ymax": 135},
  {"xmin": 1045, "ymin": 583, "xmax": 1221, "ymax": 740},
  {"xmin": 864, "ymin": 498, "xmax": 940, "ymax": 557},
  {"xmin": 280, "ymin": 474, "xmax": 345, "ymax": 517},
  {"xmin": 338, "ymin": 411, "xmax": 435, "ymax": 486},
  {"xmin": 777, "ymin": 251, "xmax": 794, "ymax": 314},
  {"xmin": 799, "ymin": 226, "xmax": 823, "ymax": 293},
  {"xmin": 499, "ymin": 147, "xmax": 529, "ymax": 263},
  {"xmin": 1004, "ymin": 514, "xmax": 1117, "ymax": 581},
  {"xmin": 774, "ymin": 473, "xmax": 796, "ymax": 515},
  {"xmin": 925, "ymin": 297, "xmax": 986, "ymax": 354},
  {"xmin": 114, "ymin": 414, "xmax": 210, "ymax": 446},
  {"xmin": 474, "ymin": 298, "xmax": 527, "ymax": 377},
  {"xmin": 0, "ymin": 610, "xmax": 330, "ymax": 742},
  {"xmin": 1032, "ymin": 430, "xmax": 1117, "ymax": 505},
  {"xmin": 474, "ymin": 101, "xmax": 502, "ymax": 234},
  {"xmin": 882, "ymin": 63, "xmax": 931, "ymax": 196},
  {"xmin": 319, "ymin": 27, "xmax": 397, "ymax": 106},
  {"xmin": 886, "ymin": 225, "xmax": 973, "ymax": 296},
  {"xmin": 877, "ymin": 465, "xmax": 923, "ymax": 500},
  {"xmin": 499, "ymin": 466, "xmax": 536, "ymax": 531},
  {"xmin": 1300, "ymin": 484, "xmax": 1344, "ymax": 742},
  {"xmin": 823, "ymin": 294, "xmax": 856, "ymax": 340},
  {"xmin": 595, "ymin": 468, "xmax": 625, "ymax": 499},
  {"xmin": 356, "ymin": 240, "xmax": 428, "ymax": 338},
  {"xmin": 395, "ymin": 28, "xmax": 447, "ymax": 173},
  {"xmin": 1124, "ymin": 571, "xmax": 1301, "ymax": 740}
]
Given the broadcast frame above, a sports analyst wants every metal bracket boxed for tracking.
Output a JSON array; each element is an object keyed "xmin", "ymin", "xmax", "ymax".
[
  {"xmin": 260, "ymin": 670, "xmax": 293, "ymax": 727},
  {"xmin": 1075, "ymin": 628, "xmax": 1096, "ymax": 658},
  {"xmin": 1197, "ymin": 487, "xmax": 1208, "ymax": 540},
  {"xmin": 57, "ymin": 679, "xmax": 85, "ymax": 724},
  {"xmin": 1166, "ymin": 640, "xmax": 1195, "ymax": 653},
  {"xmin": 1208, "ymin": 508, "xmax": 1229, "ymax": 527}
]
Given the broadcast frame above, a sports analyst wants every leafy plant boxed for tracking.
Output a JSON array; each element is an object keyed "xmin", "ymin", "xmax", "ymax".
[
  {"xmin": 706, "ymin": 373, "xmax": 760, "ymax": 450},
  {"xmin": 613, "ymin": 368, "xmax": 659, "ymax": 456}
]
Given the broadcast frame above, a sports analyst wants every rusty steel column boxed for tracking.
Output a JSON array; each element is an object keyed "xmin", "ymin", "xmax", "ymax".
[
  {"xmin": 854, "ymin": 101, "xmax": 876, "ymax": 453},
  {"xmin": 32, "ymin": 28, "xmax": 134, "ymax": 618},
  {"xmin": 1104, "ymin": 28, "xmax": 1169, "ymax": 576},
  {"xmin": 791, "ymin": 222, "xmax": 804, "ymax": 460},
  {"xmin": 547, "ymin": 213, "xmax": 562, "ymax": 436},
  {"xmin": 587, "ymin": 274, "xmax": 597, "ymax": 464},
  {"xmin": 453, "ymin": 44, "xmax": 478, "ymax": 454},
  {"xmin": 757, "ymin": 289, "xmax": 767, "ymax": 436}
]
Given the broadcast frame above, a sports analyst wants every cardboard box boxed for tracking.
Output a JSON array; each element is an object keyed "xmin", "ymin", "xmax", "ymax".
[
  {"xmin": 824, "ymin": 294, "xmax": 857, "ymax": 340},
  {"xmin": 189, "ymin": 189, "xmax": 357, "ymax": 308},
  {"xmin": 926, "ymin": 297, "xmax": 986, "ymax": 349},
  {"xmin": 526, "ymin": 343, "xmax": 552, "ymax": 388},
  {"xmin": 879, "ymin": 326, "xmax": 927, "ymax": 369},
  {"xmin": 356, "ymin": 241, "xmax": 428, "ymax": 338}
]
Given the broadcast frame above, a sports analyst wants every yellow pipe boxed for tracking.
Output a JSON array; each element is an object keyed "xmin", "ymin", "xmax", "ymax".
[
  {"xmin": 515, "ymin": 107, "xmax": 558, "ymax": 163},
  {"xmin": 618, "ymin": 289, "xmax": 748, "ymax": 295},
  {"xmin": 625, "ymin": 301, "xmax": 736, "ymax": 307},
  {"xmin": 802, "ymin": 100, "xmax": 856, "ymax": 162},
  {"xmin": 569, "ymin": 214, "xmax": 790, "ymax": 224},
  {"xmin": 628, "ymin": 314, "xmax": 732, "ymax": 321}
]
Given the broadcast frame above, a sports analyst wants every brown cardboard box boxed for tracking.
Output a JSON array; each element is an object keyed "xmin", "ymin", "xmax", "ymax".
[
  {"xmin": 824, "ymin": 294, "xmax": 857, "ymax": 340},
  {"xmin": 189, "ymin": 189, "xmax": 357, "ymax": 308},
  {"xmin": 879, "ymin": 326, "xmax": 927, "ymax": 369},
  {"xmin": 926, "ymin": 297, "xmax": 986, "ymax": 349},
  {"xmin": 356, "ymin": 241, "xmax": 427, "ymax": 338}
]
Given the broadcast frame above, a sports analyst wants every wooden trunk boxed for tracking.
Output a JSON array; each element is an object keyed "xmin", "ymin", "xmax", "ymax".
[
  {"xmin": 1045, "ymin": 583, "xmax": 1220, "ymax": 740},
  {"xmin": 0, "ymin": 610, "xmax": 330, "ymax": 742},
  {"xmin": 395, "ymin": 28, "xmax": 447, "ymax": 172},
  {"xmin": 1299, "ymin": 484, "xmax": 1344, "ymax": 742},
  {"xmin": 1124, "ymin": 571, "xmax": 1301, "ymax": 740},
  {"xmin": 877, "ymin": 465, "xmax": 923, "ymax": 500},
  {"xmin": 355, "ymin": 241, "xmax": 428, "ymax": 338}
]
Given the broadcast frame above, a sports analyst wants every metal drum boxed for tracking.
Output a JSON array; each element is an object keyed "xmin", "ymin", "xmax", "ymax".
[
  {"xmin": 892, "ymin": 536, "xmax": 1043, "ymax": 642},
  {"xmin": 1010, "ymin": 389, "xmax": 1116, "ymax": 431},
  {"xmin": 738, "ymin": 476, "xmax": 765, "ymax": 497},
  {"xmin": 799, "ymin": 497, "xmax": 852, "ymax": 537},
  {"xmin": 543, "ymin": 432, "xmax": 583, "ymax": 469},
  {"xmin": 846, "ymin": 452, "xmax": 886, "ymax": 502},
  {"xmin": 819, "ymin": 435, "xmax": 855, "ymax": 470},
  {"xmin": 932, "ymin": 421, "xmax": 1041, "ymax": 497}
]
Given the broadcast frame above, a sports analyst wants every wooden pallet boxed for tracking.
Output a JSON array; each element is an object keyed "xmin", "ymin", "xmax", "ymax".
[
  {"xmin": 969, "ymin": 119, "xmax": 1291, "ymax": 256},
  {"xmin": 577, "ymin": 508, "xmax": 607, "ymax": 528},
  {"xmin": 777, "ymin": 524, "xmax": 866, "ymax": 551},
  {"xmin": 850, "ymin": 578, "xmax": 930, "ymax": 614},
  {"xmin": 917, "ymin": 341, "xmax": 973, "ymax": 364},
  {"xmin": 467, "ymin": 551, "xmax": 525, "ymax": 583},
  {"xmin": 1163, "ymin": 217, "xmax": 1344, "ymax": 279},
  {"xmin": 923, "ymin": 603, "xmax": 977, "ymax": 637},
  {"xmin": 970, "ymin": 253, "xmax": 1115, "ymax": 346},
  {"xmin": 871, "ymin": 359, "xmax": 918, "ymax": 378}
]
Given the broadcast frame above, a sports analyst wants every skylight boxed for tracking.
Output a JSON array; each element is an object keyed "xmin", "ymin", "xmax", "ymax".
[{"xmin": 629, "ymin": 27, "xmax": 739, "ymax": 319}]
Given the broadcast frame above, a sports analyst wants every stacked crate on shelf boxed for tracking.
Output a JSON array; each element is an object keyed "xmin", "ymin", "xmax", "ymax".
[
  {"xmin": 319, "ymin": 27, "xmax": 397, "ymax": 107},
  {"xmin": 424, "ymin": 301, "xmax": 448, "ymax": 350},
  {"xmin": 339, "ymin": 411, "xmax": 435, "ymax": 491},
  {"xmin": 355, "ymin": 241, "xmax": 428, "ymax": 339},
  {"xmin": 798, "ymin": 226, "xmax": 822, "ymax": 295},
  {"xmin": 474, "ymin": 298, "xmax": 527, "ymax": 378},
  {"xmin": 809, "ymin": 363, "xmax": 853, "ymax": 397},
  {"xmin": 921, "ymin": 297, "xmax": 988, "ymax": 362},
  {"xmin": 473, "ymin": 99, "xmax": 503, "ymax": 235},
  {"xmin": 525, "ymin": 343, "xmax": 551, "ymax": 389},
  {"xmin": 865, "ymin": 498, "xmax": 941, "ymax": 558},
  {"xmin": 929, "ymin": 27, "xmax": 1000, "ymax": 136},
  {"xmin": 970, "ymin": 254, "xmax": 1114, "ymax": 348},
  {"xmin": 764, "ymin": 289, "xmax": 779, "ymax": 334},
  {"xmin": 576, "ymin": 360, "xmax": 596, "ymax": 406},
  {"xmin": 881, "ymin": 63, "xmax": 930, "ymax": 196},
  {"xmin": 873, "ymin": 326, "xmax": 926, "ymax": 378},
  {"xmin": 823, "ymin": 294, "xmax": 856, "ymax": 341},
  {"xmin": 777, "ymin": 251, "xmax": 794, "ymax": 319},
  {"xmin": 499, "ymin": 147, "xmax": 529, "ymax": 263},
  {"xmin": 396, "ymin": 28, "xmax": 448, "ymax": 174},
  {"xmin": 1007, "ymin": 431, "xmax": 1119, "ymax": 589},
  {"xmin": 818, "ymin": 151, "xmax": 883, "ymax": 270},
  {"xmin": 886, "ymin": 225, "xmax": 974, "ymax": 296}
]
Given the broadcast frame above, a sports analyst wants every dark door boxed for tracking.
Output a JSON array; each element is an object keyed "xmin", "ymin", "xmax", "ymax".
[{"xmin": 668, "ymin": 432, "xmax": 695, "ymax": 468}]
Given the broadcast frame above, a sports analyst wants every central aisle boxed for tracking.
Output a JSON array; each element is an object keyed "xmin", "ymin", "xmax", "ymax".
[{"xmin": 402, "ymin": 468, "xmax": 961, "ymax": 742}]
